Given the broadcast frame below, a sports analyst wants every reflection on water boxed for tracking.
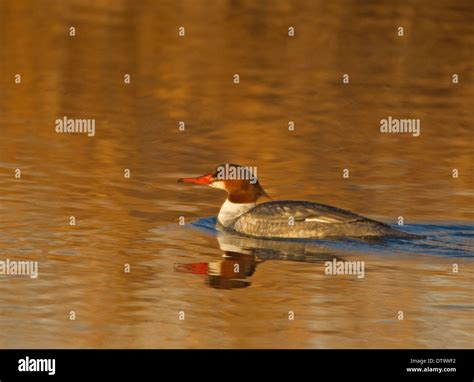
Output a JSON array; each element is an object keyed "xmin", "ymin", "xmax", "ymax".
[
  {"xmin": 175, "ymin": 218, "xmax": 473, "ymax": 291},
  {"xmin": 0, "ymin": 0, "xmax": 473, "ymax": 348},
  {"xmin": 176, "ymin": 252, "xmax": 258, "ymax": 289},
  {"xmin": 176, "ymin": 217, "xmax": 342, "ymax": 289}
]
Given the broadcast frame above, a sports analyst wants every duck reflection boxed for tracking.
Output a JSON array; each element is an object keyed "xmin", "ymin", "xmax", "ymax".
[
  {"xmin": 174, "ymin": 218, "xmax": 341, "ymax": 289},
  {"xmin": 175, "ymin": 251, "xmax": 257, "ymax": 289}
]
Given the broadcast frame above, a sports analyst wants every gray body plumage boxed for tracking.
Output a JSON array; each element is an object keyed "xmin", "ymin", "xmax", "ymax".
[{"xmin": 229, "ymin": 200, "xmax": 414, "ymax": 239}]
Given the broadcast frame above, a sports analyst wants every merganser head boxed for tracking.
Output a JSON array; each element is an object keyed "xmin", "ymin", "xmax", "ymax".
[{"xmin": 178, "ymin": 163, "xmax": 269, "ymax": 203}]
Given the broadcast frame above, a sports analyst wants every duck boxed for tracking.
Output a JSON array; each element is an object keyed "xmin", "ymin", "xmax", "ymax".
[{"xmin": 178, "ymin": 164, "xmax": 417, "ymax": 239}]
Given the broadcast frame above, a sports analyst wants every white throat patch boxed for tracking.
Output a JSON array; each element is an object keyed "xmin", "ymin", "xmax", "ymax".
[{"xmin": 217, "ymin": 199, "xmax": 256, "ymax": 227}]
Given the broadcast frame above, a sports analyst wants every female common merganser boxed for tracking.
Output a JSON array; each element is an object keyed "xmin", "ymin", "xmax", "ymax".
[{"xmin": 178, "ymin": 164, "xmax": 417, "ymax": 239}]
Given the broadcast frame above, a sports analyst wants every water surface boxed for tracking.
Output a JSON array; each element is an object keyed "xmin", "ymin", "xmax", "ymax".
[{"xmin": 0, "ymin": 0, "xmax": 473, "ymax": 348}]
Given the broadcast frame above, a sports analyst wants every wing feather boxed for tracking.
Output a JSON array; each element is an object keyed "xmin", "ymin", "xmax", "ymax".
[{"xmin": 243, "ymin": 201, "xmax": 364, "ymax": 224}]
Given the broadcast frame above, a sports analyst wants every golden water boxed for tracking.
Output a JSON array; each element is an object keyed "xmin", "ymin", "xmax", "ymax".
[{"xmin": 0, "ymin": 0, "xmax": 473, "ymax": 348}]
